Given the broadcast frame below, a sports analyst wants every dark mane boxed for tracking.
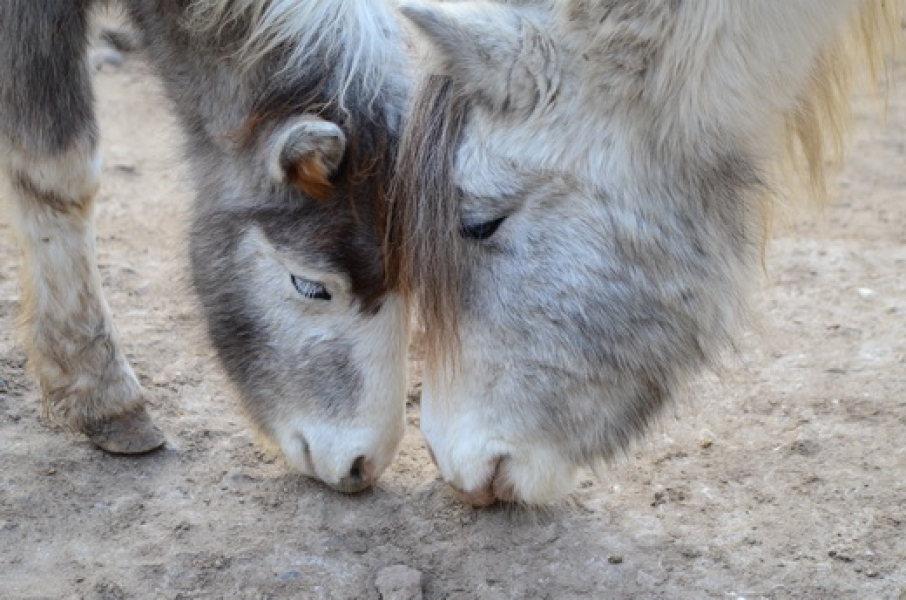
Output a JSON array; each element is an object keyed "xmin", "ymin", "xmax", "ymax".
[{"xmin": 387, "ymin": 75, "xmax": 469, "ymax": 371}]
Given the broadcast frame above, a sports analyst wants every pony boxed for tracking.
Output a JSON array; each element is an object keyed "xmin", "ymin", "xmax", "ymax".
[
  {"xmin": 392, "ymin": 0, "xmax": 901, "ymax": 505},
  {"xmin": 0, "ymin": 0, "xmax": 411, "ymax": 493}
]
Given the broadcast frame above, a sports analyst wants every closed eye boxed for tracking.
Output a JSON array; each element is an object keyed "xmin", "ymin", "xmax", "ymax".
[
  {"xmin": 461, "ymin": 216, "xmax": 507, "ymax": 241},
  {"xmin": 291, "ymin": 275, "xmax": 331, "ymax": 301}
]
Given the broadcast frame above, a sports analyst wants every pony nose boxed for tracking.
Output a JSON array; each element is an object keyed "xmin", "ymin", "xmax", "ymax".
[
  {"xmin": 333, "ymin": 455, "xmax": 376, "ymax": 493},
  {"xmin": 449, "ymin": 455, "xmax": 516, "ymax": 507}
]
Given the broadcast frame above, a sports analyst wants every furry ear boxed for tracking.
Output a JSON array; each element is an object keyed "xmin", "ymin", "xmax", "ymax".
[
  {"xmin": 267, "ymin": 116, "xmax": 346, "ymax": 201},
  {"xmin": 400, "ymin": 1, "xmax": 556, "ymax": 113}
]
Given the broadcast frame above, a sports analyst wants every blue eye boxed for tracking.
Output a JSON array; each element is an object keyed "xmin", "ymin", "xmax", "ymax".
[{"xmin": 291, "ymin": 275, "xmax": 331, "ymax": 301}]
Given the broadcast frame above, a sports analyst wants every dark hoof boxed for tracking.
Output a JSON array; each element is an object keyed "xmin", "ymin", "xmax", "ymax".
[{"xmin": 84, "ymin": 406, "xmax": 166, "ymax": 455}]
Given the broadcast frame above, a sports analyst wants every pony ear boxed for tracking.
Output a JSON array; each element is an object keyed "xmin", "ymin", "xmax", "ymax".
[
  {"xmin": 400, "ymin": 1, "xmax": 541, "ymax": 112},
  {"xmin": 267, "ymin": 116, "xmax": 346, "ymax": 201}
]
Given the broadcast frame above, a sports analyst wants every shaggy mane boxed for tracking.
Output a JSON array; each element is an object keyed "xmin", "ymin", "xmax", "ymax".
[
  {"xmin": 387, "ymin": 75, "xmax": 468, "ymax": 372},
  {"xmin": 780, "ymin": 0, "xmax": 901, "ymax": 200},
  {"xmin": 184, "ymin": 0, "xmax": 407, "ymax": 122}
]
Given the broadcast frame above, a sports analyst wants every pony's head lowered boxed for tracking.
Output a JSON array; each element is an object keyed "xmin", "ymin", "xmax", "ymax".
[
  {"xmin": 181, "ymin": 0, "xmax": 410, "ymax": 492},
  {"xmin": 394, "ymin": 0, "xmax": 899, "ymax": 505}
]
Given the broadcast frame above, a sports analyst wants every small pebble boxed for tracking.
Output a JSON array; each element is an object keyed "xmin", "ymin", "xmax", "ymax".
[
  {"xmin": 376, "ymin": 565, "xmax": 423, "ymax": 600},
  {"xmin": 608, "ymin": 555, "xmax": 624, "ymax": 565}
]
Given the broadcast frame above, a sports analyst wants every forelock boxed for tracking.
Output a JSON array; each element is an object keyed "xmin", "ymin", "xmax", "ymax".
[{"xmin": 388, "ymin": 75, "xmax": 469, "ymax": 373}]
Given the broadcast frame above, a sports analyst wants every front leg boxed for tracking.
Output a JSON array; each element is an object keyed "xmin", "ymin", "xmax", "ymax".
[
  {"xmin": 0, "ymin": 0, "xmax": 163, "ymax": 453},
  {"xmin": 4, "ymin": 142, "xmax": 164, "ymax": 454}
]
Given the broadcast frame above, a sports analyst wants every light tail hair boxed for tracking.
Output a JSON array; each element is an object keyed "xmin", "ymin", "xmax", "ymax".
[{"xmin": 780, "ymin": 0, "xmax": 902, "ymax": 201}]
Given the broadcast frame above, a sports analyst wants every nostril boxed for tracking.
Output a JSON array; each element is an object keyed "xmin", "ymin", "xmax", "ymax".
[
  {"xmin": 293, "ymin": 432, "xmax": 311, "ymax": 457},
  {"xmin": 334, "ymin": 455, "xmax": 375, "ymax": 494},
  {"xmin": 293, "ymin": 433, "xmax": 317, "ymax": 476},
  {"xmin": 349, "ymin": 455, "xmax": 366, "ymax": 481}
]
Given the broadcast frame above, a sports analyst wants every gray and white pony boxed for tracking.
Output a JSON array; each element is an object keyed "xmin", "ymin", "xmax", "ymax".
[
  {"xmin": 391, "ymin": 0, "xmax": 900, "ymax": 505},
  {"xmin": 1, "ymin": 0, "xmax": 411, "ymax": 493}
]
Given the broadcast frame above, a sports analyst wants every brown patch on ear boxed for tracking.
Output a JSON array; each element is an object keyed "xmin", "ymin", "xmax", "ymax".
[{"xmin": 288, "ymin": 152, "xmax": 336, "ymax": 201}]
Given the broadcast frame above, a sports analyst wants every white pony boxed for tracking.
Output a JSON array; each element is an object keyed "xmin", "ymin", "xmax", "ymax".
[{"xmin": 392, "ymin": 0, "xmax": 901, "ymax": 505}]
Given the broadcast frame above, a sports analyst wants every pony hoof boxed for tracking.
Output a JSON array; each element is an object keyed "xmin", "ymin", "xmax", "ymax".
[{"xmin": 84, "ymin": 407, "xmax": 166, "ymax": 455}]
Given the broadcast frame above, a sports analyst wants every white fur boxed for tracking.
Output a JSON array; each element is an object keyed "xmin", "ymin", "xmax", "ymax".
[
  {"xmin": 275, "ymin": 295, "xmax": 409, "ymax": 486},
  {"xmin": 422, "ymin": 372, "xmax": 579, "ymax": 504},
  {"xmin": 186, "ymin": 0, "xmax": 408, "ymax": 121},
  {"xmin": 1, "ymin": 143, "xmax": 144, "ymax": 429},
  {"xmin": 241, "ymin": 228, "xmax": 408, "ymax": 487},
  {"xmin": 407, "ymin": 0, "xmax": 878, "ymax": 189},
  {"xmin": 1, "ymin": 140, "xmax": 101, "ymax": 203},
  {"xmin": 403, "ymin": 0, "xmax": 894, "ymax": 504}
]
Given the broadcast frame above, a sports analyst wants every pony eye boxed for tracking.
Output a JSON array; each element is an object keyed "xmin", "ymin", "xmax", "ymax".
[
  {"xmin": 461, "ymin": 216, "xmax": 507, "ymax": 241},
  {"xmin": 291, "ymin": 275, "xmax": 332, "ymax": 301}
]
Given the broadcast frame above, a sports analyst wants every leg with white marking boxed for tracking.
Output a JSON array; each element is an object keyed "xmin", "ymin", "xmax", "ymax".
[{"xmin": 0, "ymin": 0, "xmax": 163, "ymax": 453}]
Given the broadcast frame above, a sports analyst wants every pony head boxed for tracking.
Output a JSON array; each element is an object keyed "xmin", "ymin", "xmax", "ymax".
[{"xmin": 396, "ymin": 0, "xmax": 897, "ymax": 504}]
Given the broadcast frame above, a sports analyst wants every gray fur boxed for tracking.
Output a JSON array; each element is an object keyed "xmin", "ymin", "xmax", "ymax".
[
  {"xmin": 0, "ymin": 0, "xmax": 98, "ymax": 156},
  {"xmin": 1, "ymin": 0, "xmax": 410, "ymax": 483}
]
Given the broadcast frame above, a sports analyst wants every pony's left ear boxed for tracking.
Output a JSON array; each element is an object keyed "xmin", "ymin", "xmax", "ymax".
[
  {"xmin": 267, "ymin": 116, "xmax": 346, "ymax": 201},
  {"xmin": 401, "ymin": 1, "xmax": 551, "ymax": 112}
]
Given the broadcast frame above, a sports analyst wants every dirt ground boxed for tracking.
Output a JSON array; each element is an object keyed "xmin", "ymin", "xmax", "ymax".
[{"xmin": 1, "ymin": 22, "xmax": 905, "ymax": 600}]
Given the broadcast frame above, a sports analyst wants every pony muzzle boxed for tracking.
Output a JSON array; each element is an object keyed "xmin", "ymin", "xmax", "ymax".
[{"xmin": 277, "ymin": 420, "xmax": 403, "ymax": 493}]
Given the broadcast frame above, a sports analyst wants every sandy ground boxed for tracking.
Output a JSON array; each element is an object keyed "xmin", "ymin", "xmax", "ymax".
[{"xmin": 1, "ymin": 22, "xmax": 905, "ymax": 600}]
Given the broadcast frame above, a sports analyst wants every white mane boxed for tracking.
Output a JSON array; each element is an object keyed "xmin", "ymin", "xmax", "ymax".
[
  {"xmin": 185, "ymin": 0, "xmax": 407, "ymax": 119},
  {"xmin": 554, "ymin": 0, "xmax": 902, "ymax": 199}
]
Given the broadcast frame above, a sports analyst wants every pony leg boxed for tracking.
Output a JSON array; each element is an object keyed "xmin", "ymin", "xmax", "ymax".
[
  {"xmin": 3, "ymin": 146, "xmax": 164, "ymax": 453},
  {"xmin": 0, "ymin": 0, "xmax": 164, "ymax": 453}
]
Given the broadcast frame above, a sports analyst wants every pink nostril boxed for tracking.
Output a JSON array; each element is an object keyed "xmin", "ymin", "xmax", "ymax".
[{"xmin": 492, "ymin": 468, "xmax": 516, "ymax": 503}]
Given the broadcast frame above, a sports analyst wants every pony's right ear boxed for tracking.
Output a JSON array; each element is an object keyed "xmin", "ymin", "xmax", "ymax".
[
  {"xmin": 400, "ymin": 1, "xmax": 545, "ymax": 112},
  {"xmin": 267, "ymin": 116, "xmax": 346, "ymax": 201}
]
